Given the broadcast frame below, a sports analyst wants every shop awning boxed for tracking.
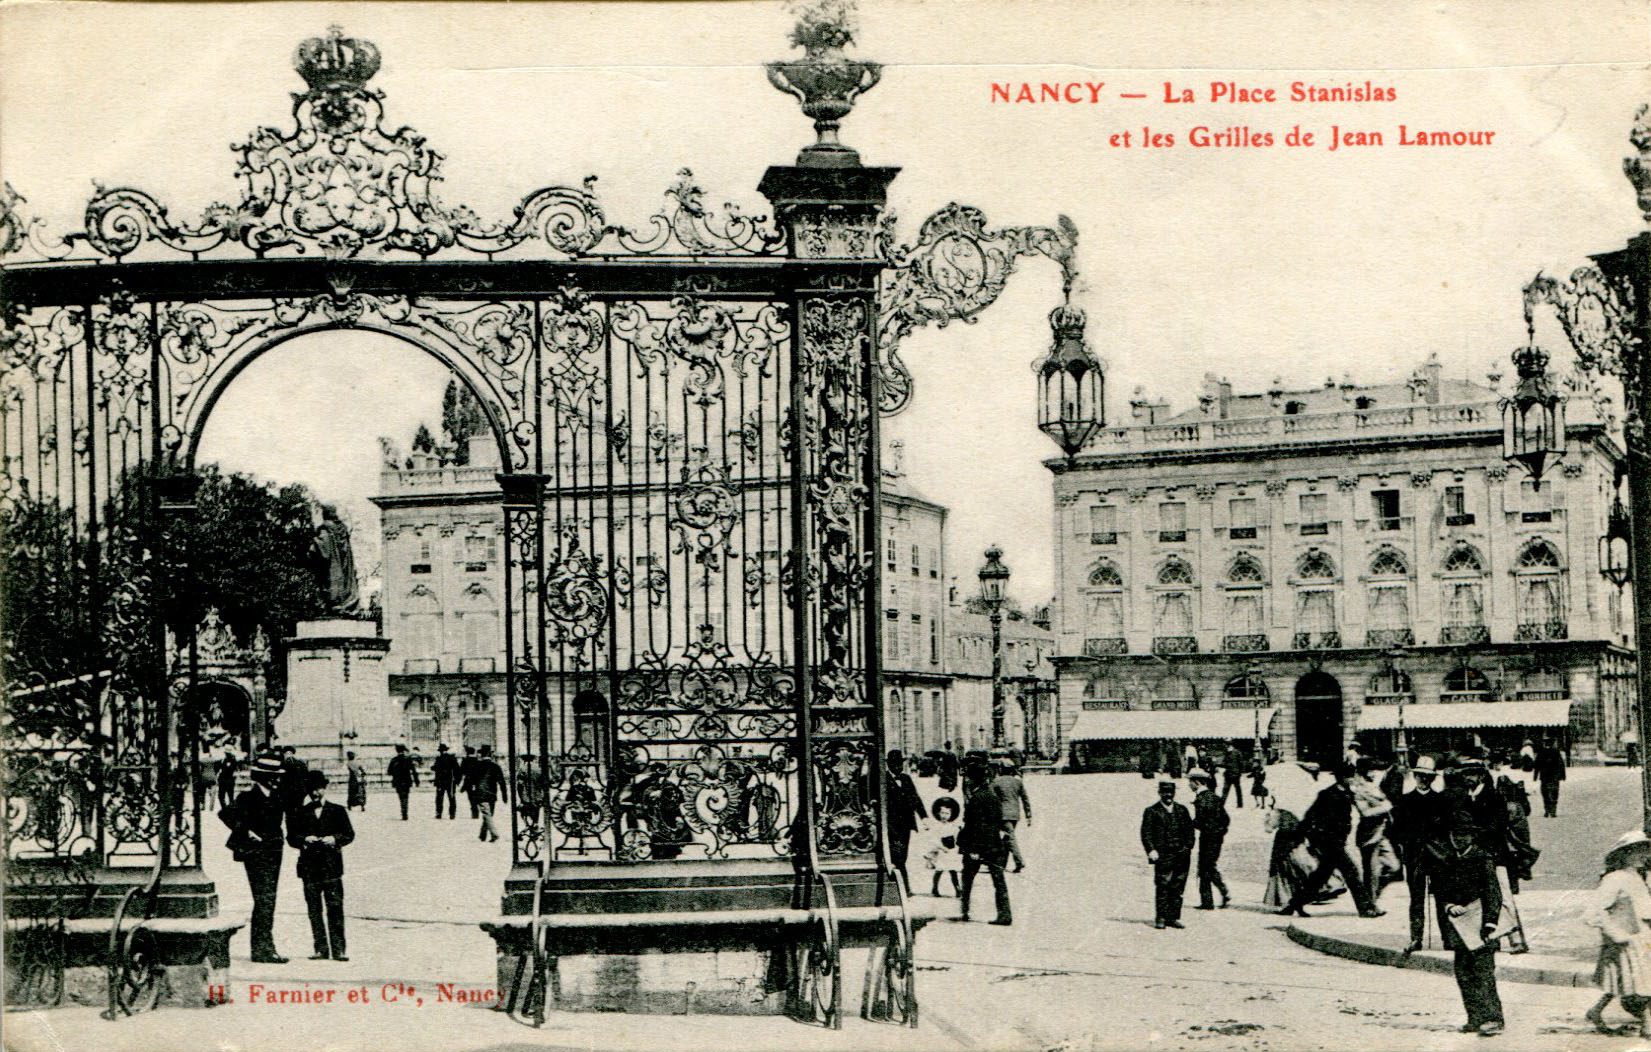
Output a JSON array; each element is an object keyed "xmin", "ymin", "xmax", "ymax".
[
  {"xmin": 1356, "ymin": 700, "xmax": 1572, "ymax": 731},
  {"xmin": 1068, "ymin": 707, "xmax": 1276, "ymax": 742}
]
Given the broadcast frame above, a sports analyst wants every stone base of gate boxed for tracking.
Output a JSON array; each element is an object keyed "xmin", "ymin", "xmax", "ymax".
[
  {"xmin": 4, "ymin": 865, "xmax": 238, "ymax": 1009},
  {"xmin": 488, "ymin": 940, "xmax": 788, "ymax": 1016}
]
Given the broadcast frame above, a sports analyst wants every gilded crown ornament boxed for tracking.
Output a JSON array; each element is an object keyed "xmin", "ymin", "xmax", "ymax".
[{"xmin": 766, "ymin": 0, "xmax": 882, "ymax": 167}]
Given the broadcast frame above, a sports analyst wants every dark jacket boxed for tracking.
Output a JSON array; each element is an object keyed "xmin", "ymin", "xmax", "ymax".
[
  {"xmin": 285, "ymin": 799, "xmax": 356, "ymax": 882},
  {"xmin": 470, "ymin": 759, "xmax": 507, "ymax": 804},
  {"xmin": 220, "ymin": 785, "xmax": 285, "ymax": 862},
  {"xmin": 432, "ymin": 752, "xmax": 460, "ymax": 788},
  {"xmin": 1299, "ymin": 782, "xmax": 1357, "ymax": 849},
  {"xmin": 886, "ymin": 772, "xmax": 927, "ymax": 836},
  {"xmin": 1140, "ymin": 799, "xmax": 1195, "ymax": 860},
  {"xmin": 278, "ymin": 756, "xmax": 309, "ymax": 811},
  {"xmin": 458, "ymin": 756, "xmax": 480, "ymax": 794},
  {"xmin": 1392, "ymin": 786, "xmax": 1447, "ymax": 855},
  {"xmin": 1192, "ymin": 788, "xmax": 1229, "ymax": 846},
  {"xmin": 991, "ymin": 773, "xmax": 1032, "ymax": 822},
  {"xmin": 1533, "ymin": 746, "xmax": 1566, "ymax": 784},
  {"xmin": 959, "ymin": 784, "xmax": 1008, "ymax": 864},
  {"xmin": 387, "ymin": 753, "xmax": 419, "ymax": 790}
]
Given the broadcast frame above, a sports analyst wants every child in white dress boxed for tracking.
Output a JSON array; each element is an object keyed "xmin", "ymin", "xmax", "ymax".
[
  {"xmin": 924, "ymin": 796, "xmax": 963, "ymax": 897},
  {"xmin": 1585, "ymin": 829, "xmax": 1651, "ymax": 1037}
]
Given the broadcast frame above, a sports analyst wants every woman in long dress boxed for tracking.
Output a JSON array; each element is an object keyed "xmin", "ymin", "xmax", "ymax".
[
  {"xmin": 1584, "ymin": 830, "xmax": 1651, "ymax": 1036},
  {"xmin": 345, "ymin": 751, "xmax": 367, "ymax": 812},
  {"xmin": 1262, "ymin": 762, "xmax": 1345, "ymax": 908}
]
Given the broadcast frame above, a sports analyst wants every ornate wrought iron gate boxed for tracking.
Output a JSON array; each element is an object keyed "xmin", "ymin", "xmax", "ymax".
[{"xmin": 1, "ymin": 24, "xmax": 1075, "ymax": 929}]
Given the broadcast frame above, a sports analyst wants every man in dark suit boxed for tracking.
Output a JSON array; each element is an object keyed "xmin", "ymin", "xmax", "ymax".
[
  {"xmin": 387, "ymin": 744, "xmax": 418, "ymax": 821},
  {"xmin": 286, "ymin": 770, "xmax": 356, "ymax": 961},
  {"xmin": 1392, "ymin": 754, "xmax": 1446, "ymax": 951},
  {"xmin": 958, "ymin": 764, "xmax": 1012, "ymax": 925},
  {"xmin": 277, "ymin": 746, "xmax": 309, "ymax": 814},
  {"xmin": 471, "ymin": 744, "xmax": 507, "ymax": 842},
  {"xmin": 219, "ymin": 754, "xmax": 289, "ymax": 963},
  {"xmin": 458, "ymin": 745, "xmax": 481, "ymax": 819},
  {"xmin": 883, "ymin": 750, "xmax": 927, "ymax": 888},
  {"xmin": 1277, "ymin": 763, "xmax": 1383, "ymax": 918},
  {"xmin": 1190, "ymin": 771, "xmax": 1230, "ymax": 910},
  {"xmin": 1427, "ymin": 805, "xmax": 1506, "ymax": 1035},
  {"xmin": 1534, "ymin": 739, "xmax": 1566, "ymax": 817},
  {"xmin": 432, "ymin": 743, "xmax": 459, "ymax": 820},
  {"xmin": 1140, "ymin": 779, "xmax": 1195, "ymax": 929}
]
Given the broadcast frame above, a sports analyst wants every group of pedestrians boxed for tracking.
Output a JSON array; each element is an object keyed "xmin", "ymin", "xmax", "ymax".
[
  {"xmin": 887, "ymin": 748, "xmax": 1031, "ymax": 927},
  {"xmin": 383, "ymin": 742, "xmax": 508, "ymax": 840}
]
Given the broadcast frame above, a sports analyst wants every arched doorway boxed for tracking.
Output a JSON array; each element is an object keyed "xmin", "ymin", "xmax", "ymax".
[
  {"xmin": 184, "ymin": 680, "xmax": 255, "ymax": 755},
  {"xmin": 1294, "ymin": 671, "xmax": 1343, "ymax": 765}
]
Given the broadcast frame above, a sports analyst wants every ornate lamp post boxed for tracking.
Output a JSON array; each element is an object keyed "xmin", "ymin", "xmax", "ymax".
[
  {"xmin": 1036, "ymin": 300, "xmax": 1106, "ymax": 462},
  {"xmin": 1246, "ymin": 660, "xmax": 1266, "ymax": 759},
  {"xmin": 1385, "ymin": 647, "xmax": 1410, "ymax": 764},
  {"xmin": 978, "ymin": 546, "xmax": 1011, "ymax": 748},
  {"xmin": 1500, "ymin": 341, "xmax": 1566, "ymax": 489},
  {"xmin": 1520, "ymin": 102, "xmax": 1651, "ymax": 822}
]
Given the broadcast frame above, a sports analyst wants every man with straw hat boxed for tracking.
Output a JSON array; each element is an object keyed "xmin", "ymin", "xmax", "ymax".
[
  {"xmin": 1393, "ymin": 754, "xmax": 1446, "ymax": 951},
  {"xmin": 219, "ymin": 753, "xmax": 290, "ymax": 963}
]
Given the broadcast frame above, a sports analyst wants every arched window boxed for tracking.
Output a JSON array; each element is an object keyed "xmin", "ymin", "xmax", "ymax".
[
  {"xmin": 1442, "ymin": 543, "xmax": 1484, "ymax": 574},
  {"xmin": 1085, "ymin": 560, "xmax": 1126, "ymax": 646},
  {"xmin": 1082, "ymin": 676, "xmax": 1128, "ymax": 710},
  {"xmin": 1297, "ymin": 550, "xmax": 1336, "ymax": 580},
  {"xmin": 405, "ymin": 693, "xmax": 440, "ymax": 747},
  {"xmin": 1158, "ymin": 557, "xmax": 1195, "ymax": 585},
  {"xmin": 1366, "ymin": 546, "xmax": 1412, "ymax": 645},
  {"xmin": 399, "ymin": 584, "xmax": 443, "ymax": 666},
  {"xmin": 1223, "ymin": 673, "xmax": 1269, "ymax": 707},
  {"xmin": 1153, "ymin": 674, "xmax": 1198, "ymax": 710},
  {"xmin": 1515, "ymin": 540, "xmax": 1565, "ymax": 640},
  {"xmin": 1224, "ymin": 554, "xmax": 1267, "ymax": 650},
  {"xmin": 458, "ymin": 582, "xmax": 498, "ymax": 662},
  {"xmin": 1366, "ymin": 666, "xmax": 1414, "ymax": 704},
  {"xmin": 1442, "ymin": 666, "xmax": 1491, "ymax": 702},
  {"xmin": 1441, "ymin": 543, "xmax": 1488, "ymax": 643}
]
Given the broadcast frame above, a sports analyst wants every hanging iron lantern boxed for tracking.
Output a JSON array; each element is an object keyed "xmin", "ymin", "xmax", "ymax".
[
  {"xmin": 1037, "ymin": 302, "xmax": 1104, "ymax": 461},
  {"xmin": 1602, "ymin": 489, "xmax": 1633, "ymax": 588},
  {"xmin": 1500, "ymin": 341, "xmax": 1566, "ymax": 489}
]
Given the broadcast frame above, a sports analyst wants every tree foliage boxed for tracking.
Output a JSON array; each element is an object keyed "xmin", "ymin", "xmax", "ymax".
[{"xmin": 440, "ymin": 379, "xmax": 486, "ymax": 465}]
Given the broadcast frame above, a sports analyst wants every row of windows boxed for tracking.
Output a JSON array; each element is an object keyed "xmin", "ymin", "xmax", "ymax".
[
  {"xmin": 1088, "ymin": 482, "xmax": 1557, "ymax": 542},
  {"xmin": 1087, "ymin": 540, "xmax": 1558, "ymax": 588},
  {"xmin": 1082, "ymin": 666, "xmax": 1567, "ymax": 705},
  {"xmin": 885, "ymin": 537, "xmax": 941, "ymax": 578},
  {"xmin": 884, "ymin": 608, "xmax": 941, "ymax": 665}
]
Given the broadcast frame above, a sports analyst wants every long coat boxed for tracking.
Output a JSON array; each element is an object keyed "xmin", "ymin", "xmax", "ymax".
[
  {"xmin": 220, "ymin": 785, "xmax": 286, "ymax": 862},
  {"xmin": 285, "ymin": 800, "xmax": 356, "ymax": 882},
  {"xmin": 1140, "ymin": 800, "xmax": 1195, "ymax": 860},
  {"xmin": 1192, "ymin": 789, "xmax": 1229, "ymax": 854}
]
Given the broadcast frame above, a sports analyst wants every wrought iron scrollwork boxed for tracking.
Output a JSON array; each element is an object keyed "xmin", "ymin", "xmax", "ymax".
[{"xmin": 876, "ymin": 204, "xmax": 1079, "ymax": 414}]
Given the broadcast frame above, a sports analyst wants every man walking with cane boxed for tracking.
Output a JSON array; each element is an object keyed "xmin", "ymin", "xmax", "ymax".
[{"xmin": 1394, "ymin": 754, "xmax": 1445, "ymax": 951}]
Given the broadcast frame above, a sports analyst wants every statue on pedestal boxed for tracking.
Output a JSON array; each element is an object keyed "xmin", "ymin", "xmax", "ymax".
[{"xmin": 311, "ymin": 504, "xmax": 361, "ymax": 616}]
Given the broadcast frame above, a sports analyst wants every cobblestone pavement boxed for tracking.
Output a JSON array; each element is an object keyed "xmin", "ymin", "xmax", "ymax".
[{"xmin": 7, "ymin": 770, "xmax": 1646, "ymax": 1051}]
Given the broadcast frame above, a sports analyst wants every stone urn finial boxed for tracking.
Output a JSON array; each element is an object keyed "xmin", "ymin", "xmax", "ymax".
[
  {"xmin": 766, "ymin": 0, "xmax": 882, "ymax": 167},
  {"xmin": 1626, "ymin": 103, "xmax": 1651, "ymax": 225}
]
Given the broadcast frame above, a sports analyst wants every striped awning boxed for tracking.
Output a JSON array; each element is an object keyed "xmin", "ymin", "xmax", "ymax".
[
  {"xmin": 1068, "ymin": 707, "xmax": 1276, "ymax": 742},
  {"xmin": 1356, "ymin": 700, "xmax": 1572, "ymax": 731}
]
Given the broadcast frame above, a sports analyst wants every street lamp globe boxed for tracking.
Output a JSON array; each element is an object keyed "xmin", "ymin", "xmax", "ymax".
[
  {"xmin": 1036, "ymin": 302, "xmax": 1105, "ymax": 461},
  {"xmin": 1602, "ymin": 492, "xmax": 1633, "ymax": 589},
  {"xmin": 977, "ymin": 545, "xmax": 1010, "ymax": 610},
  {"xmin": 1500, "ymin": 341, "xmax": 1566, "ymax": 489}
]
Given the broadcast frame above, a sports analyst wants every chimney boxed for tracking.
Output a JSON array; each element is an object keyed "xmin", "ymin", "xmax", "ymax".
[
  {"xmin": 1219, "ymin": 377, "xmax": 1233, "ymax": 419},
  {"xmin": 1422, "ymin": 353, "xmax": 1442, "ymax": 405}
]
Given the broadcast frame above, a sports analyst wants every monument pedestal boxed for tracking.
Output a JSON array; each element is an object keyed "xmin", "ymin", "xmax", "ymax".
[{"xmin": 280, "ymin": 619, "xmax": 394, "ymax": 775}]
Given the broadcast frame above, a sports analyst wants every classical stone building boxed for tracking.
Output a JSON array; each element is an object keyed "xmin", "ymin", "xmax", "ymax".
[
  {"xmin": 1047, "ymin": 356, "xmax": 1636, "ymax": 770},
  {"xmin": 375, "ymin": 437, "xmax": 1056, "ymax": 760}
]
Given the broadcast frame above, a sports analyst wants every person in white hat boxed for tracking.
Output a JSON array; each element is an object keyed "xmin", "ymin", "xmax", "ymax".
[
  {"xmin": 1392, "ymin": 754, "xmax": 1447, "ymax": 951},
  {"xmin": 1584, "ymin": 829, "xmax": 1651, "ymax": 1036}
]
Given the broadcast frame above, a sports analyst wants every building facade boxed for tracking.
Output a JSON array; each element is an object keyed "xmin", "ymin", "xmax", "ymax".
[
  {"xmin": 375, "ymin": 438, "xmax": 1057, "ymax": 761},
  {"xmin": 1047, "ymin": 357, "xmax": 1636, "ymax": 770}
]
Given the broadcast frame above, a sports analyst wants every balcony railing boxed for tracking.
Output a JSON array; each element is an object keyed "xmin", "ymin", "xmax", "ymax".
[
  {"xmin": 1159, "ymin": 530, "xmax": 1187, "ymax": 543},
  {"xmin": 1516, "ymin": 620, "xmax": 1568, "ymax": 642},
  {"xmin": 1366, "ymin": 628, "xmax": 1415, "ymax": 647},
  {"xmin": 1300, "ymin": 522, "xmax": 1329, "ymax": 536},
  {"xmin": 1441, "ymin": 624, "xmax": 1490, "ymax": 645},
  {"xmin": 1081, "ymin": 699, "xmax": 1130, "ymax": 711},
  {"xmin": 1292, "ymin": 630, "xmax": 1341, "ymax": 650},
  {"xmin": 1077, "ymin": 400, "xmax": 1509, "ymax": 458},
  {"xmin": 1152, "ymin": 636, "xmax": 1199, "ymax": 655},
  {"xmin": 1521, "ymin": 511, "xmax": 1553, "ymax": 523},
  {"xmin": 1090, "ymin": 531, "xmax": 1118, "ymax": 545},
  {"xmin": 1229, "ymin": 526, "xmax": 1257, "ymax": 539},
  {"xmin": 1083, "ymin": 637, "xmax": 1128, "ymax": 657},
  {"xmin": 1222, "ymin": 633, "xmax": 1269, "ymax": 653},
  {"xmin": 1446, "ymin": 513, "xmax": 1476, "ymax": 527},
  {"xmin": 403, "ymin": 658, "xmax": 441, "ymax": 674},
  {"xmin": 1150, "ymin": 699, "xmax": 1199, "ymax": 711}
]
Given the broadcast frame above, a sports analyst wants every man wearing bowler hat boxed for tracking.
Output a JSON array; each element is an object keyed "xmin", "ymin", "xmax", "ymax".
[
  {"xmin": 1140, "ymin": 778, "xmax": 1195, "ymax": 928},
  {"xmin": 432, "ymin": 742, "xmax": 460, "ymax": 820},
  {"xmin": 1189, "ymin": 770, "xmax": 1230, "ymax": 910},
  {"xmin": 286, "ymin": 769, "xmax": 355, "ymax": 961},
  {"xmin": 219, "ymin": 754, "xmax": 289, "ymax": 963}
]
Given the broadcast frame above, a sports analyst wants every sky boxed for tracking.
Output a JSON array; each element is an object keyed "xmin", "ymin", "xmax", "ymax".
[{"xmin": 2, "ymin": 0, "xmax": 1646, "ymax": 605}]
